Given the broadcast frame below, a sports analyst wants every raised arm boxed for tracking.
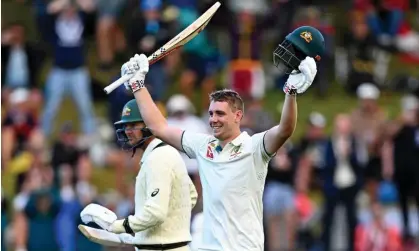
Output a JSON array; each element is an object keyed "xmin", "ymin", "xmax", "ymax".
[
  {"xmin": 123, "ymin": 54, "xmax": 184, "ymax": 151},
  {"xmin": 264, "ymin": 57, "xmax": 317, "ymax": 155},
  {"xmin": 264, "ymin": 95, "xmax": 297, "ymax": 155},
  {"xmin": 133, "ymin": 86, "xmax": 184, "ymax": 151}
]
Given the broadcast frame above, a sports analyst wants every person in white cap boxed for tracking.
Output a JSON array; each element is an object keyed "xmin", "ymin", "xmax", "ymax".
[
  {"xmin": 351, "ymin": 83, "xmax": 387, "ymax": 203},
  {"xmin": 2, "ymin": 88, "xmax": 43, "ymax": 167}
]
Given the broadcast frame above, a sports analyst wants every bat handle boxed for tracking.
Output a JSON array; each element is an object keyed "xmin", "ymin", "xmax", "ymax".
[
  {"xmin": 104, "ymin": 56, "xmax": 154, "ymax": 95},
  {"xmin": 104, "ymin": 74, "xmax": 133, "ymax": 94}
]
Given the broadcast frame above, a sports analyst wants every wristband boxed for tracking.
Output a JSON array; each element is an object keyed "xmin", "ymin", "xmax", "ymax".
[
  {"xmin": 123, "ymin": 217, "xmax": 135, "ymax": 235},
  {"xmin": 129, "ymin": 79, "xmax": 146, "ymax": 93},
  {"xmin": 283, "ymin": 83, "xmax": 297, "ymax": 96}
]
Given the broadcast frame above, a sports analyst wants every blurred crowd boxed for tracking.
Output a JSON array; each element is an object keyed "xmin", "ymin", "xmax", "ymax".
[{"xmin": 1, "ymin": 0, "xmax": 419, "ymax": 251}]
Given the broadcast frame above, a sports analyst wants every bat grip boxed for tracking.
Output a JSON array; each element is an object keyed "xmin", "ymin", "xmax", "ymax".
[{"xmin": 104, "ymin": 74, "xmax": 133, "ymax": 94}]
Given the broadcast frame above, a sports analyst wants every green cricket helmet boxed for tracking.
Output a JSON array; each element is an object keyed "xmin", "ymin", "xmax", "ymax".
[
  {"xmin": 114, "ymin": 99, "xmax": 153, "ymax": 151},
  {"xmin": 273, "ymin": 26, "xmax": 325, "ymax": 74}
]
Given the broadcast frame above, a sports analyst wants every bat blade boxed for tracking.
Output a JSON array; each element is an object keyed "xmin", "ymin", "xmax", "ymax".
[
  {"xmin": 103, "ymin": 1, "xmax": 221, "ymax": 94},
  {"xmin": 78, "ymin": 224, "xmax": 134, "ymax": 247}
]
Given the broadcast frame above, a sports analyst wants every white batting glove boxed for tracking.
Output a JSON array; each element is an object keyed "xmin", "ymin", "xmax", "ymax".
[
  {"xmin": 121, "ymin": 54, "xmax": 149, "ymax": 93},
  {"xmin": 80, "ymin": 203, "xmax": 117, "ymax": 231},
  {"xmin": 283, "ymin": 57, "xmax": 317, "ymax": 95}
]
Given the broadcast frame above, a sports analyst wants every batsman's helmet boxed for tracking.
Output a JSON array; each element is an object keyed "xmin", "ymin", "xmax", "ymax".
[
  {"xmin": 114, "ymin": 99, "xmax": 153, "ymax": 150},
  {"xmin": 273, "ymin": 26, "xmax": 325, "ymax": 74}
]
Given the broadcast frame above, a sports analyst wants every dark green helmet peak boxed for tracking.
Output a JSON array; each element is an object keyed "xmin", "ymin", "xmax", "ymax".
[
  {"xmin": 273, "ymin": 26, "xmax": 325, "ymax": 74},
  {"xmin": 114, "ymin": 99, "xmax": 144, "ymax": 125}
]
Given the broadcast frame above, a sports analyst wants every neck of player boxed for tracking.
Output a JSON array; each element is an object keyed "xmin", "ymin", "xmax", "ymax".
[{"xmin": 219, "ymin": 130, "xmax": 241, "ymax": 148}]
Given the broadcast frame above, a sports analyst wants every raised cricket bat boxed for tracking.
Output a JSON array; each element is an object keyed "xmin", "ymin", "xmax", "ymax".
[
  {"xmin": 78, "ymin": 224, "xmax": 135, "ymax": 247},
  {"xmin": 104, "ymin": 1, "xmax": 221, "ymax": 94}
]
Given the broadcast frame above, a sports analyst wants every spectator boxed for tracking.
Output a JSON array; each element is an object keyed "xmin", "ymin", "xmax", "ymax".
[
  {"xmin": 125, "ymin": 0, "xmax": 176, "ymax": 112},
  {"xmin": 1, "ymin": 22, "xmax": 44, "ymax": 116},
  {"xmin": 263, "ymin": 144, "xmax": 298, "ymax": 251},
  {"xmin": 351, "ymin": 83, "xmax": 387, "ymax": 203},
  {"xmin": 321, "ymin": 114, "xmax": 363, "ymax": 251},
  {"xmin": 387, "ymin": 94, "xmax": 419, "ymax": 248},
  {"xmin": 95, "ymin": 0, "xmax": 127, "ymax": 69},
  {"xmin": 335, "ymin": 11, "xmax": 378, "ymax": 93},
  {"xmin": 2, "ymin": 88, "xmax": 43, "ymax": 169},
  {"xmin": 24, "ymin": 188, "xmax": 61, "ymax": 251},
  {"xmin": 55, "ymin": 164, "xmax": 80, "ymax": 251},
  {"xmin": 358, "ymin": 0, "xmax": 408, "ymax": 49},
  {"xmin": 51, "ymin": 122, "xmax": 91, "ymax": 188},
  {"xmin": 294, "ymin": 112, "xmax": 327, "ymax": 192},
  {"xmin": 355, "ymin": 202, "xmax": 402, "ymax": 251},
  {"xmin": 39, "ymin": 0, "xmax": 96, "ymax": 137},
  {"xmin": 9, "ymin": 157, "xmax": 53, "ymax": 251}
]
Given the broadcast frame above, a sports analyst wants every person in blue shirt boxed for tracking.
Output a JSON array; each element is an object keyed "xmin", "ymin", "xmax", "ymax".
[{"xmin": 36, "ymin": 0, "xmax": 96, "ymax": 137}]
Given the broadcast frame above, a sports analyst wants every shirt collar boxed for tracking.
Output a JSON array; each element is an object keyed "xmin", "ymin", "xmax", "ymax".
[
  {"xmin": 141, "ymin": 138, "xmax": 163, "ymax": 164},
  {"xmin": 215, "ymin": 131, "xmax": 248, "ymax": 149},
  {"xmin": 230, "ymin": 131, "xmax": 248, "ymax": 146}
]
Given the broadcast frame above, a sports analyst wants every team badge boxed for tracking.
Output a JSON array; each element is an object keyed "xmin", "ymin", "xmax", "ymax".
[
  {"xmin": 206, "ymin": 146, "xmax": 214, "ymax": 159},
  {"xmin": 122, "ymin": 107, "xmax": 131, "ymax": 116},
  {"xmin": 229, "ymin": 144, "xmax": 242, "ymax": 159},
  {"xmin": 300, "ymin": 31, "xmax": 313, "ymax": 43}
]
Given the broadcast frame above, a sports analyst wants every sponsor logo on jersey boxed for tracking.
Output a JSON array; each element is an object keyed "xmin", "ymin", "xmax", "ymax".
[{"xmin": 151, "ymin": 188, "xmax": 159, "ymax": 197}]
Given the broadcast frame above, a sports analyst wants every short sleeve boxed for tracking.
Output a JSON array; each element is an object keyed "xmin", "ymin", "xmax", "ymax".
[
  {"xmin": 252, "ymin": 131, "xmax": 276, "ymax": 166},
  {"xmin": 181, "ymin": 131, "xmax": 211, "ymax": 159}
]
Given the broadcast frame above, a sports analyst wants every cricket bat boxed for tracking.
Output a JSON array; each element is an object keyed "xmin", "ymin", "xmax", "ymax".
[
  {"xmin": 78, "ymin": 224, "xmax": 135, "ymax": 247},
  {"xmin": 104, "ymin": 1, "xmax": 221, "ymax": 94}
]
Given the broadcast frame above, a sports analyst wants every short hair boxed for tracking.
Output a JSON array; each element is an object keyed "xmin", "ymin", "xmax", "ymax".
[{"xmin": 209, "ymin": 89, "xmax": 244, "ymax": 112}]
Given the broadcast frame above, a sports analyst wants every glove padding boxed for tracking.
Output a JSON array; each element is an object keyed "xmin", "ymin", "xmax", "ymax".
[
  {"xmin": 80, "ymin": 203, "xmax": 117, "ymax": 231},
  {"xmin": 283, "ymin": 57, "xmax": 317, "ymax": 95},
  {"xmin": 121, "ymin": 54, "xmax": 149, "ymax": 93}
]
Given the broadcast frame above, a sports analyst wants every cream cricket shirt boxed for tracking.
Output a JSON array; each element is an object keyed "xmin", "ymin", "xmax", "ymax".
[
  {"xmin": 124, "ymin": 138, "xmax": 198, "ymax": 245},
  {"xmin": 181, "ymin": 131, "xmax": 274, "ymax": 251}
]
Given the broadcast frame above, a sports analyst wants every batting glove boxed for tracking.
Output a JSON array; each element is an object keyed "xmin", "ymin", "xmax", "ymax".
[
  {"xmin": 283, "ymin": 57, "xmax": 317, "ymax": 95},
  {"xmin": 121, "ymin": 54, "xmax": 149, "ymax": 93},
  {"xmin": 81, "ymin": 203, "xmax": 117, "ymax": 231}
]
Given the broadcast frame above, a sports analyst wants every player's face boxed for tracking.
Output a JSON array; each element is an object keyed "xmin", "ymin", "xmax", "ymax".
[
  {"xmin": 124, "ymin": 122, "xmax": 146, "ymax": 146},
  {"xmin": 208, "ymin": 101, "xmax": 241, "ymax": 140}
]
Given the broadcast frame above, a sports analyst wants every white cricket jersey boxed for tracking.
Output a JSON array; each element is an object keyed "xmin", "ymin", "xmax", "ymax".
[
  {"xmin": 113, "ymin": 138, "xmax": 198, "ymax": 247},
  {"xmin": 181, "ymin": 131, "xmax": 274, "ymax": 251}
]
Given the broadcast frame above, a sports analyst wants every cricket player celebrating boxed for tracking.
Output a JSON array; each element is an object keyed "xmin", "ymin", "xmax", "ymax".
[
  {"xmin": 121, "ymin": 26, "xmax": 325, "ymax": 251},
  {"xmin": 80, "ymin": 99, "xmax": 198, "ymax": 251}
]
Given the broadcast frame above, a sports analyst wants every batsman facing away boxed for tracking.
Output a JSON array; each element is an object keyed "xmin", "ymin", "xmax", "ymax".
[{"xmin": 80, "ymin": 26, "xmax": 324, "ymax": 251}]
